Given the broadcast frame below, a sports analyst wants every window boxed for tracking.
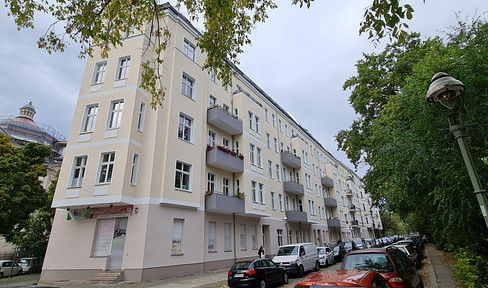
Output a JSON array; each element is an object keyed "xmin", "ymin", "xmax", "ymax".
[
  {"xmin": 181, "ymin": 73, "xmax": 195, "ymax": 99},
  {"xmin": 271, "ymin": 191, "xmax": 276, "ymax": 210},
  {"xmin": 251, "ymin": 225, "xmax": 257, "ymax": 250},
  {"xmin": 274, "ymin": 138, "xmax": 278, "ymax": 153},
  {"xmin": 222, "ymin": 137, "xmax": 230, "ymax": 148},
  {"xmin": 175, "ymin": 161, "xmax": 192, "ymax": 191},
  {"xmin": 116, "ymin": 56, "xmax": 131, "ymax": 80},
  {"xmin": 255, "ymin": 116, "xmax": 261, "ymax": 134},
  {"xmin": 92, "ymin": 61, "xmax": 107, "ymax": 84},
  {"xmin": 249, "ymin": 144, "xmax": 255, "ymax": 165},
  {"xmin": 208, "ymin": 130, "xmax": 216, "ymax": 147},
  {"xmin": 272, "ymin": 114, "xmax": 276, "ymax": 127},
  {"xmin": 266, "ymin": 133, "xmax": 271, "ymax": 148},
  {"xmin": 81, "ymin": 104, "xmax": 98, "ymax": 133},
  {"xmin": 278, "ymin": 119, "xmax": 282, "ymax": 132},
  {"xmin": 209, "ymin": 95, "xmax": 217, "ymax": 107},
  {"xmin": 183, "ymin": 39, "xmax": 196, "ymax": 61},
  {"xmin": 224, "ymin": 223, "xmax": 231, "ymax": 251},
  {"xmin": 240, "ymin": 224, "xmax": 246, "ymax": 250},
  {"xmin": 256, "ymin": 147, "xmax": 262, "ymax": 167},
  {"xmin": 251, "ymin": 180, "xmax": 257, "ymax": 202},
  {"xmin": 107, "ymin": 99, "xmax": 124, "ymax": 129},
  {"xmin": 172, "ymin": 219, "xmax": 184, "ymax": 255},
  {"xmin": 268, "ymin": 160, "xmax": 273, "ymax": 178},
  {"xmin": 129, "ymin": 153, "xmax": 140, "ymax": 185},
  {"xmin": 207, "ymin": 173, "xmax": 216, "ymax": 192},
  {"xmin": 223, "ymin": 177, "xmax": 231, "ymax": 195},
  {"xmin": 276, "ymin": 164, "xmax": 281, "ymax": 181},
  {"xmin": 234, "ymin": 178, "xmax": 240, "ymax": 195},
  {"xmin": 265, "ymin": 108, "xmax": 269, "ymax": 122},
  {"xmin": 279, "ymin": 194, "xmax": 283, "ymax": 211},
  {"xmin": 285, "ymin": 124, "xmax": 289, "ymax": 136},
  {"xmin": 248, "ymin": 111, "xmax": 254, "ymax": 130},
  {"xmin": 210, "ymin": 71, "xmax": 217, "ymax": 83},
  {"xmin": 137, "ymin": 101, "xmax": 146, "ymax": 132},
  {"xmin": 208, "ymin": 222, "xmax": 216, "ymax": 252},
  {"xmin": 69, "ymin": 155, "xmax": 87, "ymax": 187},
  {"xmin": 259, "ymin": 183, "xmax": 264, "ymax": 204},
  {"xmin": 277, "ymin": 229, "xmax": 283, "ymax": 246},
  {"xmin": 97, "ymin": 152, "xmax": 115, "ymax": 184},
  {"xmin": 178, "ymin": 113, "xmax": 193, "ymax": 142}
]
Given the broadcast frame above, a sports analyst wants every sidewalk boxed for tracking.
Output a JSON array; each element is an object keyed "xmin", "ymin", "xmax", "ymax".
[{"xmin": 424, "ymin": 243, "xmax": 456, "ymax": 288}]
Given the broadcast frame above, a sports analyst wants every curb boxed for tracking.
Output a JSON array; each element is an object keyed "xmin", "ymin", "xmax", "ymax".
[{"xmin": 424, "ymin": 245, "xmax": 438, "ymax": 288}]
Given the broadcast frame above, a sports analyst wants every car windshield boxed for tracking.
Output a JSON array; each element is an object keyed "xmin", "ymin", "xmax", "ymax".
[
  {"xmin": 343, "ymin": 254, "xmax": 394, "ymax": 273},
  {"xmin": 353, "ymin": 240, "xmax": 362, "ymax": 245},
  {"xmin": 276, "ymin": 246, "xmax": 298, "ymax": 256},
  {"xmin": 344, "ymin": 242, "xmax": 353, "ymax": 249},
  {"xmin": 20, "ymin": 259, "xmax": 30, "ymax": 264},
  {"xmin": 317, "ymin": 248, "xmax": 325, "ymax": 254},
  {"xmin": 231, "ymin": 262, "xmax": 251, "ymax": 270}
]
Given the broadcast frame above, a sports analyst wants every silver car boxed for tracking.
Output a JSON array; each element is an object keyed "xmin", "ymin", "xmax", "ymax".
[
  {"xmin": 317, "ymin": 246, "xmax": 335, "ymax": 266},
  {"xmin": 0, "ymin": 260, "xmax": 23, "ymax": 278}
]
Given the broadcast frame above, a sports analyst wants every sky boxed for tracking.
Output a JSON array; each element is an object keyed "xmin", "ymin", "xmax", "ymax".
[{"xmin": 1, "ymin": 0, "xmax": 486, "ymax": 177}]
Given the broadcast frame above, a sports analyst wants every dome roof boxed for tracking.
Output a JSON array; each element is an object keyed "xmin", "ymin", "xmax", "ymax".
[{"xmin": 21, "ymin": 101, "xmax": 36, "ymax": 113}]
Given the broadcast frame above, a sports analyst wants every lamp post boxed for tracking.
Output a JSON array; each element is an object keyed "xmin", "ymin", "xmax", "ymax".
[{"xmin": 426, "ymin": 72, "xmax": 488, "ymax": 229}]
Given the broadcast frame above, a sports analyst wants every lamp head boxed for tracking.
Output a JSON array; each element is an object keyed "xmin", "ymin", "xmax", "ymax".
[{"xmin": 426, "ymin": 72, "xmax": 465, "ymax": 109}]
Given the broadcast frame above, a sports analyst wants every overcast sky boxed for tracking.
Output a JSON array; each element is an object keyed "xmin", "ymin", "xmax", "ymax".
[{"xmin": 1, "ymin": 0, "xmax": 486, "ymax": 177}]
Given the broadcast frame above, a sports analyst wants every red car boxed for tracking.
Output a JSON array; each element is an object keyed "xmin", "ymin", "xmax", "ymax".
[
  {"xmin": 341, "ymin": 247, "xmax": 424, "ymax": 288},
  {"xmin": 294, "ymin": 269, "xmax": 392, "ymax": 288}
]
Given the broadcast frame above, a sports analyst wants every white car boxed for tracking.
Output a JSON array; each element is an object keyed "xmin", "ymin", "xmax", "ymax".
[
  {"xmin": 19, "ymin": 257, "xmax": 39, "ymax": 274},
  {"xmin": 317, "ymin": 246, "xmax": 335, "ymax": 266},
  {"xmin": 0, "ymin": 260, "xmax": 23, "ymax": 278}
]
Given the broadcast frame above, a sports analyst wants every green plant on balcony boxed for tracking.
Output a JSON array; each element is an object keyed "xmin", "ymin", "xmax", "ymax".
[{"xmin": 234, "ymin": 190, "xmax": 246, "ymax": 199}]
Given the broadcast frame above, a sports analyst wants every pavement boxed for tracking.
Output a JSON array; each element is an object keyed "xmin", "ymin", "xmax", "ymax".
[{"xmin": 1, "ymin": 243, "xmax": 457, "ymax": 288}]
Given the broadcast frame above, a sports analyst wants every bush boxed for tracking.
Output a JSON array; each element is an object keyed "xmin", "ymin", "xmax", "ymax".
[{"xmin": 454, "ymin": 240, "xmax": 488, "ymax": 288}]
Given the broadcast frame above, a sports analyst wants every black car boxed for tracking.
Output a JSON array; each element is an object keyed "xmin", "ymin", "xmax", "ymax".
[
  {"xmin": 331, "ymin": 243, "xmax": 347, "ymax": 262},
  {"xmin": 343, "ymin": 240, "xmax": 359, "ymax": 253},
  {"xmin": 227, "ymin": 258, "xmax": 288, "ymax": 288}
]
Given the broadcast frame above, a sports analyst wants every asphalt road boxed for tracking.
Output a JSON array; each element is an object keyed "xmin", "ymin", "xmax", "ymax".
[{"xmin": 0, "ymin": 273, "xmax": 41, "ymax": 288}]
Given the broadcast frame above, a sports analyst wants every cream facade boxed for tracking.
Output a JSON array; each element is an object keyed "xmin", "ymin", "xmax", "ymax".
[{"xmin": 41, "ymin": 3, "xmax": 382, "ymax": 282}]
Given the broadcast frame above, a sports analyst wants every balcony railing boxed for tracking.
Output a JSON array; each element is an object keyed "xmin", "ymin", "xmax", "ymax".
[
  {"xmin": 283, "ymin": 181, "xmax": 304, "ymax": 195},
  {"xmin": 324, "ymin": 197, "xmax": 338, "ymax": 207},
  {"xmin": 285, "ymin": 210, "xmax": 308, "ymax": 223},
  {"xmin": 350, "ymin": 220, "xmax": 359, "ymax": 227},
  {"xmin": 206, "ymin": 146, "xmax": 244, "ymax": 173},
  {"xmin": 321, "ymin": 176, "xmax": 334, "ymax": 187},
  {"xmin": 327, "ymin": 218, "xmax": 341, "ymax": 228},
  {"xmin": 205, "ymin": 191, "xmax": 245, "ymax": 214},
  {"xmin": 207, "ymin": 105, "xmax": 243, "ymax": 135},
  {"xmin": 281, "ymin": 151, "xmax": 301, "ymax": 168}
]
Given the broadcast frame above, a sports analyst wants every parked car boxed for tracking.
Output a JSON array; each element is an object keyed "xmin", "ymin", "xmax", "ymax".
[
  {"xmin": 19, "ymin": 257, "xmax": 40, "ymax": 274},
  {"xmin": 331, "ymin": 243, "xmax": 348, "ymax": 262},
  {"xmin": 343, "ymin": 240, "xmax": 359, "ymax": 253},
  {"xmin": 295, "ymin": 269, "xmax": 393, "ymax": 288},
  {"xmin": 0, "ymin": 260, "xmax": 23, "ymax": 278},
  {"xmin": 317, "ymin": 246, "xmax": 334, "ymax": 266},
  {"xmin": 391, "ymin": 244, "xmax": 421, "ymax": 269},
  {"xmin": 353, "ymin": 238, "xmax": 368, "ymax": 250},
  {"xmin": 272, "ymin": 243, "xmax": 319, "ymax": 277},
  {"xmin": 364, "ymin": 238, "xmax": 376, "ymax": 248},
  {"xmin": 341, "ymin": 247, "xmax": 424, "ymax": 288},
  {"xmin": 227, "ymin": 258, "xmax": 288, "ymax": 288},
  {"xmin": 397, "ymin": 239, "xmax": 424, "ymax": 259}
]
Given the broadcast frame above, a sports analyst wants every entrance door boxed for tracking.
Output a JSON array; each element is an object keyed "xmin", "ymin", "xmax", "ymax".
[{"xmin": 108, "ymin": 218, "xmax": 127, "ymax": 270}]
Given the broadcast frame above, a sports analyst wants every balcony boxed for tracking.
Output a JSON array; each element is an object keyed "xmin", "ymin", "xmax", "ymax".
[
  {"xmin": 281, "ymin": 151, "xmax": 301, "ymax": 168},
  {"xmin": 206, "ymin": 146, "xmax": 244, "ymax": 173},
  {"xmin": 345, "ymin": 189, "xmax": 353, "ymax": 197},
  {"xmin": 205, "ymin": 191, "xmax": 245, "ymax": 214},
  {"xmin": 285, "ymin": 210, "xmax": 308, "ymax": 223},
  {"xmin": 321, "ymin": 176, "xmax": 334, "ymax": 187},
  {"xmin": 283, "ymin": 181, "xmax": 304, "ymax": 195},
  {"xmin": 348, "ymin": 204, "xmax": 356, "ymax": 210},
  {"xmin": 350, "ymin": 220, "xmax": 359, "ymax": 227},
  {"xmin": 324, "ymin": 197, "xmax": 337, "ymax": 207},
  {"xmin": 327, "ymin": 218, "xmax": 341, "ymax": 228},
  {"xmin": 207, "ymin": 106, "xmax": 243, "ymax": 135}
]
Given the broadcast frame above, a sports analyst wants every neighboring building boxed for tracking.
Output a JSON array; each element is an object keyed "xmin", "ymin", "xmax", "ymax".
[
  {"xmin": 41, "ymin": 3, "xmax": 382, "ymax": 283},
  {"xmin": 0, "ymin": 101, "xmax": 66, "ymax": 259}
]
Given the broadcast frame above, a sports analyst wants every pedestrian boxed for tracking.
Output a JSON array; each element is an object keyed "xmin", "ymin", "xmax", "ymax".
[{"xmin": 258, "ymin": 246, "xmax": 264, "ymax": 258}]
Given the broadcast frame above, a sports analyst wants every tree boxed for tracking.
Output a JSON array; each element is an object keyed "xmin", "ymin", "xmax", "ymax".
[
  {"xmin": 5, "ymin": 0, "xmax": 423, "ymax": 108},
  {"xmin": 337, "ymin": 18, "xmax": 488, "ymax": 251},
  {"xmin": 0, "ymin": 134, "xmax": 52, "ymax": 240}
]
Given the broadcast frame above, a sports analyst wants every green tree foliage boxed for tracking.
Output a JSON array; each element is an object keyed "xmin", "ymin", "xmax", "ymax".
[
  {"xmin": 337, "ymin": 19, "xmax": 488, "ymax": 252},
  {"xmin": 5, "ymin": 0, "xmax": 423, "ymax": 108},
  {"xmin": 0, "ymin": 134, "xmax": 52, "ymax": 240}
]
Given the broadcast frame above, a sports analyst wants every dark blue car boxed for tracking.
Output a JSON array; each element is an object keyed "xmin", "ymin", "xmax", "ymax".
[{"xmin": 228, "ymin": 259, "xmax": 288, "ymax": 288}]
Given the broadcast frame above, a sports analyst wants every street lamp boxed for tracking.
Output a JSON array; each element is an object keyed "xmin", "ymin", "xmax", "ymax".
[{"xmin": 426, "ymin": 72, "xmax": 488, "ymax": 229}]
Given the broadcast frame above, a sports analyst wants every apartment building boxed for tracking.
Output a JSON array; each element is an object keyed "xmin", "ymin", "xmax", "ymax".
[{"xmin": 41, "ymin": 3, "xmax": 382, "ymax": 282}]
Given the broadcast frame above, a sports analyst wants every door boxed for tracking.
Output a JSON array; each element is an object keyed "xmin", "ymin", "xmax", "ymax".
[{"xmin": 108, "ymin": 218, "xmax": 128, "ymax": 270}]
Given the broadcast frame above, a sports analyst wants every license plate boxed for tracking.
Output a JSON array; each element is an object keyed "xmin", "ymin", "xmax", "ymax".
[{"xmin": 234, "ymin": 273, "xmax": 244, "ymax": 278}]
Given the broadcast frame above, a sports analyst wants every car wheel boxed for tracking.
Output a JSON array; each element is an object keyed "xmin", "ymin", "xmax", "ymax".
[
  {"xmin": 0, "ymin": 272, "xmax": 3, "ymax": 279},
  {"xmin": 17, "ymin": 269, "xmax": 23, "ymax": 276},
  {"xmin": 298, "ymin": 265, "xmax": 304, "ymax": 278},
  {"xmin": 314, "ymin": 261, "xmax": 320, "ymax": 271},
  {"xmin": 259, "ymin": 278, "xmax": 267, "ymax": 288},
  {"xmin": 283, "ymin": 272, "xmax": 289, "ymax": 284}
]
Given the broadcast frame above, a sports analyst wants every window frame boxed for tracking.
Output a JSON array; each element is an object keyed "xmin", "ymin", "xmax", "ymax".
[
  {"xmin": 116, "ymin": 56, "xmax": 131, "ymax": 80},
  {"xmin": 69, "ymin": 155, "xmax": 88, "ymax": 188},
  {"xmin": 92, "ymin": 61, "xmax": 107, "ymax": 84},
  {"xmin": 178, "ymin": 112, "xmax": 194, "ymax": 143},
  {"xmin": 137, "ymin": 101, "xmax": 146, "ymax": 132},
  {"xmin": 181, "ymin": 72, "xmax": 196, "ymax": 99},
  {"xmin": 81, "ymin": 103, "xmax": 99, "ymax": 133},
  {"xmin": 96, "ymin": 151, "xmax": 116, "ymax": 185},
  {"xmin": 106, "ymin": 99, "xmax": 124, "ymax": 130},
  {"xmin": 183, "ymin": 38, "xmax": 197, "ymax": 61},
  {"xmin": 129, "ymin": 152, "xmax": 140, "ymax": 186},
  {"xmin": 175, "ymin": 160, "xmax": 192, "ymax": 191}
]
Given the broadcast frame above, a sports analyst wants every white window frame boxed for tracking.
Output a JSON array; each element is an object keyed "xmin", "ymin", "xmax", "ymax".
[
  {"xmin": 183, "ymin": 38, "xmax": 196, "ymax": 61},
  {"xmin": 107, "ymin": 99, "xmax": 124, "ymax": 129},
  {"xmin": 81, "ymin": 103, "xmax": 98, "ymax": 133},
  {"xmin": 208, "ymin": 130, "xmax": 216, "ymax": 147},
  {"xmin": 256, "ymin": 147, "xmax": 262, "ymax": 168},
  {"xmin": 268, "ymin": 160, "xmax": 273, "ymax": 178},
  {"xmin": 266, "ymin": 133, "xmax": 271, "ymax": 148},
  {"xmin": 271, "ymin": 191, "xmax": 276, "ymax": 210},
  {"xmin": 92, "ymin": 61, "xmax": 107, "ymax": 84},
  {"xmin": 251, "ymin": 180, "xmax": 257, "ymax": 202},
  {"xmin": 224, "ymin": 223, "xmax": 231, "ymax": 251},
  {"xmin": 172, "ymin": 218, "xmax": 184, "ymax": 255},
  {"xmin": 175, "ymin": 160, "xmax": 192, "ymax": 191},
  {"xmin": 258, "ymin": 183, "xmax": 265, "ymax": 204},
  {"xmin": 255, "ymin": 115, "xmax": 261, "ymax": 134},
  {"xmin": 129, "ymin": 152, "xmax": 140, "ymax": 186},
  {"xmin": 279, "ymin": 194, "xmax": 284, "ymax": 211},
  {"xmin": 178, "ymin": 112, "xmax": 194, "ymax": 143},
  {"xmin": 248, "ymin": 111, "xmax": 254, "ymax": 130},
  {"xmin": 208, "ymin": 221, "xmax": 216, "ymax": 252},
  {"xmin": 223, "ymin": 177, "xmax": 231, "ymax": 196},
  {"xmin": 181, "ymin": 73, "xmax": 196, "ymax": 99},
  {"xmin": 240, "ymin": 224, "xmax": 246, "ymax": 250},
  {"xmin": 137, "ymin": 101, "xmax": 146, "ymax": 132},
  {"xmin": 116, "ymin": 56, "xmax": 131, "ymax": 80},
  {"xmin": 249, "ymin": 144, "xmax": 255, "ymax": 165},
  {"xmin": 96, "ymin": 151, "xmax": 116, "ymax": 184},
  {"xmin": 209, "ymin": 95, "xmax": 217, "ymax": 107},
  {"xmin": 207, "ymin": 172, "xmax": 216, "ymax": 192},
  {"xmin": 69, "ymin": 155, "xmax": 88, "ymax": 188}
]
